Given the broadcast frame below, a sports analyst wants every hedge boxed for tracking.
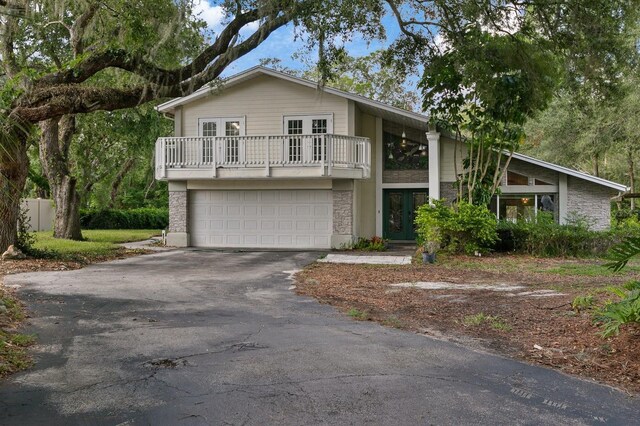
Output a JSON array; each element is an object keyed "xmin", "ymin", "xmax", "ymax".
[
  {"xmin": 80, "ymin": 208, "xmax": 168, "ymax": 230},
  {"xmin": 494, "ymin": 213, "xmax": 628, "ymax": 257}
]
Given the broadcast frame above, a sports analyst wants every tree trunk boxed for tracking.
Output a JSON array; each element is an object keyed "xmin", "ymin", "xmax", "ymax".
[
  {"xmin": 628, "ymin": 148, "xmax": 636, "ymax": 210},
  {"xmin": 39, "ymin": 116, "xmax": 83, "ymax": 240},
  {"xmin": 52, "ymin": 176, "xmax": 83, "ymax": 240},
  {"xmin": 593, "ymin": 153, "xmax": 600, "ymax": 177},
  {"xmin": 0, "ymin": 120, "xmax": 30, "ymax": 252},
  {"xmin": 109, "ymin": 157, "xmax": 136, "ymax": 208}
]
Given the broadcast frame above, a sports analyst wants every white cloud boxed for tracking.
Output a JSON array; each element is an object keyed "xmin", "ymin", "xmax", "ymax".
[{"xmin": 192, "ymin": 0, "xmax": 225, "ymax": 33}]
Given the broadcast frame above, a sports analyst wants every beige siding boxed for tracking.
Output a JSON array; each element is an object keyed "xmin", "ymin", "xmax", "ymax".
[
  {"xmin": 355, "ymin": 110, "xmax": 378, "ymax": 238},
  {"xmin": 180, "ymin": 74, "xmax": 349, "ymax": 137},
  {"xmin": 440, "ymin": 136, "xmax": 464, "ymax": 181}
]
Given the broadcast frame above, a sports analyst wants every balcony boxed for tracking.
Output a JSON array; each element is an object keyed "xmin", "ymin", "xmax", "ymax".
[{"xmin": 155, "ymin": 134, "xmax": 371, "ymax": 180}]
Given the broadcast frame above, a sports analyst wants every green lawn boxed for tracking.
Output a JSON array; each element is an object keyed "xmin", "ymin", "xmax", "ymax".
[{"xmin": 32, "ymin": 230, "xmax": 161, "ymax": 258}]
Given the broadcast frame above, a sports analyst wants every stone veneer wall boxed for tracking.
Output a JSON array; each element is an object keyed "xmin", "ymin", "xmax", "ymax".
[
  {"xmin": 168, "ymin": 191, "xmax": 188, "ymax": 233},
  {"xmin": 439, "ymin": 182, "xmax": 458, "ymax": 204},
  {"xmin": 566, "ymin": 177, "xmax": 616, "ymax": 231},
  {"xmin": 383, "ymin": 169, "xmax": 429, "ymax": 184},
  {"xmin": 332, "ymin": 190, "xmax": 353, "ymax": 234}
]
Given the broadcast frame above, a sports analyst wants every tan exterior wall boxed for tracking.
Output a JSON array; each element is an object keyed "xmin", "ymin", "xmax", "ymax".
[
  {"xmin": 439, "ymin": 136, "xmax": 464, "ymax": 182},
  {"xmin": 179, "ymin": 74, "xmax": 349, "ymax": 137},
  {"xmin": 355, "ymin": 110, "xmax": 378, "ymax": 238}
]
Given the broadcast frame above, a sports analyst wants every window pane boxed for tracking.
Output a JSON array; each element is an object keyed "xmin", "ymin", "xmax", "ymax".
[
  {"xmin": 389, "ymin": 192, "xmax": 404, "ymax": 233},
  {"xmin": 312, "ymin": 119, "xmax": 327, "ymax": 134},
  {"xmin": 225, "ymin": 121, "xmax": 240, "ymax": 136},
  {"xmin": 534, "ymin": 178, "xmax": 552, "ymax": 185},
  {"xmin": 499, "ymin": 195, "xmax": 535, "ymax": 223},
  {"xmin": 507, "ymin": 171, "xmax": 529, "ymax": 185},
  {"xmin": 202, "ymin": 121, "xmax": 217, "ymax": 137},
  {"xmin": 287, "ymin": 120, "xmax": 303, "ymax": 135},
  {"xmin": 383, "ymin": 130, "xmax": 428, "ymax": 170}
]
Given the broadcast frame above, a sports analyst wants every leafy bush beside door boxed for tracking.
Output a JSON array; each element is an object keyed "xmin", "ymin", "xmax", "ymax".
[{"xmin": 415, "ymin": 200, "xmax": 497, "ymax": 255}]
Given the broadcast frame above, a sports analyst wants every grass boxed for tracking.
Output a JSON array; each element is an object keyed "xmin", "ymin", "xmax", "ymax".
[
  {"xmin": 32, "ymin": 229, "xmax": 161, "ymax": 258},
  {"xmin": 538, "ymin": 263, "xmax": 640, "ymax": 277},
  {"xmin": 463, "ymin": 313, "xmax": 512, "ymax": 332},
  {"xmin": 0, "ymin": 289, "xmax": 35, "ymax": 377},
  {"xmin": 347, "ymin": 308, "xmax": 370, "ymax": 321}
]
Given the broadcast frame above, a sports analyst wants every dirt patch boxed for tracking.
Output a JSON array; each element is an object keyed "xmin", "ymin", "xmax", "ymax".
[{"xmin": 295, "ymin": 254, "xmax": 640, "ymax": 394}]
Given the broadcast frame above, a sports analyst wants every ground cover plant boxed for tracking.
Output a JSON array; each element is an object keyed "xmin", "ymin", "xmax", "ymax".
[{"xmin": 296, "ymin": 254, "xmax": 640, "ymax": 393}]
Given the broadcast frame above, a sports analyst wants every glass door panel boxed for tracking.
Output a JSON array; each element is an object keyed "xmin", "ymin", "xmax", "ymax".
[
  {"xmin": 385, "ymin": 191, "xmax": 405, "ymax": 240},
  {"xmin": 384, "ymin": 189, "xmax": 429, "ymax": 240},
  {"xmin": 286, "ymin": 119, "xmax": 303, "ymax": 162},
  {"xmin": 408, "ymin": 191, "xmax": 428, "ymax": 240}
]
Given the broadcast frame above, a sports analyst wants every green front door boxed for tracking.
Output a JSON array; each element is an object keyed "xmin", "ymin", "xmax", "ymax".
[{"xmin": 383, "ymin": 189, "xmax": 429, "ymax": 241}]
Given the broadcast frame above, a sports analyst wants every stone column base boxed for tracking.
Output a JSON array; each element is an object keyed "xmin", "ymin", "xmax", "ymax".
[
  {"xmin": 331, "ymin": 234, "xmax": 354, "ymax": 249},
  {"xmin": 167, "ymin": 232, "xmax": 190, "ymax": 247}
]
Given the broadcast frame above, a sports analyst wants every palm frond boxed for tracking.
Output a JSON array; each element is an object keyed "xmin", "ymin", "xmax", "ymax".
[{"xmin": 604, "ymin": 237, "xmax": 640, "ymax": 272}]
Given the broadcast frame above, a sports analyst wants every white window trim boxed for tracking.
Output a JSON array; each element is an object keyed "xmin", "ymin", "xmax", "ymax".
[
  {"xmin": 198, "ymin": 116, "xmax": 246, "ymax": 137},
  {"xmin": 282, "ymin": 114, "xmax": 334, "ymax": 134}
]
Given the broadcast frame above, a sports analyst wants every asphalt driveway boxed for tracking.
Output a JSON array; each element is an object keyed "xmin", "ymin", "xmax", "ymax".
[{"xmin": 0, "ymin": 250, "xmax": 637, "ymax": 425}]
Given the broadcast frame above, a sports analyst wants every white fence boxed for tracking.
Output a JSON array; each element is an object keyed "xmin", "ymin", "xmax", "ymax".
[{"xmin": 21, "ymin": 198, "xmax": 55, "ymax": 232}]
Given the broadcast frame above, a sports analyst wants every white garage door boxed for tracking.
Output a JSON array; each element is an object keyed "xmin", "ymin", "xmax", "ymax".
[{"xmin": 189, "ymin": 190, "xmax": 333, "ymax": 249}]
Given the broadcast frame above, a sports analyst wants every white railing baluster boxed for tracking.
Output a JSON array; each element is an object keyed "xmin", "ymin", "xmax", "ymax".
[{"xmin": 154, "ymin": 134, "xmax": 370, "ymax": 178}]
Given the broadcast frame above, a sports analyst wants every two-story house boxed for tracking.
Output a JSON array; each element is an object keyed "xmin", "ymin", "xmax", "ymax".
[{"xmin": 155, "ymin": 66, "xmax": 627, "ymax": 249}]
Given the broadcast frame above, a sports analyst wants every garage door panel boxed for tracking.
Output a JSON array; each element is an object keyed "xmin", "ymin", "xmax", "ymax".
[{"xmin": 189, "ymin": 190, "xmax": 333, "ymax": 249}]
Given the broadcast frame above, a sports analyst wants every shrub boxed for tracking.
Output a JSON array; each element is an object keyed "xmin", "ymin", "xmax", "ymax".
[
  {"xmin": 80, "ymin": 208, "xmax": 168, "ymax": 230},
  {"xmin": 15, "ymin": 205, "xmax": 36, "ymax": 254},
  {"xmin": 344, "ymin": 236, "xmax": 388, "ymax": 251},
  {"xmin": 594, "ymin": 281, "xmax": 640, "ymax": 337},
  {"xmin": 593, "ymin": 237, "xmax": 640, "ymax": 337},
  {"xmin": 415, "ymin": 200, "xmax": 497, "ymax": 255},
  {"xmin": 496, "ymin": 212, "xmax": 619, "ymax": 257}
]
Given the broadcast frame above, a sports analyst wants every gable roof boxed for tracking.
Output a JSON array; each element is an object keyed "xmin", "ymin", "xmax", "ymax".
[
  {"xmin": 157, "ymin": 66, "xmax": 628, "ymax": 193},
  {"xmin": 156, "ymin": 65, "xmax": 431, "ymax": 130},
  {"xmin": 510, "ymin": 152, "xmax": 627, "ymax": 192}
]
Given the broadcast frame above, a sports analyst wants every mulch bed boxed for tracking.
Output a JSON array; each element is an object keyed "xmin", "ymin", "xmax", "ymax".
[{"xmin": 295, "ymin": 255, "xmax": 640, "ymax": 394}]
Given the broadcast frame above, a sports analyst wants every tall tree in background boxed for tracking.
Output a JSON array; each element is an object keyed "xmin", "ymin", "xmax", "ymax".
[
  {"xmin": 421, "ymin": 30, "xmax": 559, "ymax": 205},
  {"xmin": 0, "ymin": 0, "xmax": 384, "ymax": 250},
  {"xmin": 260, "ymin": 50, "xmax": 420, "ymax": 110}
]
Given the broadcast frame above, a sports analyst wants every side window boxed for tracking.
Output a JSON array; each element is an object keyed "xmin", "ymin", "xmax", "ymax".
[{"xmin": 507, "ymin": 171, "xmax": 529, "ymax": 186}]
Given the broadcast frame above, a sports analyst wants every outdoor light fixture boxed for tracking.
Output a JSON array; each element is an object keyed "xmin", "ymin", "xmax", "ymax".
[
  {"xmin": 401, "ymin": 130, "xmax": 407, "ymax": 147},
  {"xmin": 388, "ymin": 151, "xmax": 394, "ymax": 160}
]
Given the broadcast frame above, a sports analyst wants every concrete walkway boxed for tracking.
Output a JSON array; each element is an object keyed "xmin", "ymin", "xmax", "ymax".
[
  {"xmin": 0, "ymin": 251, "xmax": 636, "ymax": 425},
  {"xmin": 318, "ymin": 253, "xmax": 412, "ymax": 265},
  {"xmin": 119, "ymin": 237, "xmax": 173, "ymax": 252}
]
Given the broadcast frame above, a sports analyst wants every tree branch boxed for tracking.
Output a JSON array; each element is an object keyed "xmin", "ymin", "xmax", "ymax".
[{"xmin": 33, "ymin": 5, "xmax": 276, "ymax": 89}]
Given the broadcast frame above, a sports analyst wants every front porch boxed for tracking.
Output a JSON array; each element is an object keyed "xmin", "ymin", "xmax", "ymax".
[{"xmin": 155, "ymin": 134, "xmax": 371, "ymax": 180}]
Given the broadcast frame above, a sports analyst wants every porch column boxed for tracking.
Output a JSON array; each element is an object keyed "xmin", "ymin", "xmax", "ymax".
[
  {"xmin": 427, "ymin": 131, "xmax": 441, "ymax": 202},
  {"xmin": 167, "ymin": 181, "xmax": 190, "ymax": 247},
  {"xmin": 559, "ymin": 173, "xmax": 568, "ymax": 225}
]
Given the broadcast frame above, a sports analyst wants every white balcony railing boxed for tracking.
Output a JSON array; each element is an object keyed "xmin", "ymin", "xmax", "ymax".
[{"xmin": 155, "ymin": 134, "xmax": 371, "ymax": 179}]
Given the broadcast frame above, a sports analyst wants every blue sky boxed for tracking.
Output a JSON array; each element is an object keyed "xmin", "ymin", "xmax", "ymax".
[{"xmin": 194, "ymin": 1, "xmax": 402, "ymax": 76}]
